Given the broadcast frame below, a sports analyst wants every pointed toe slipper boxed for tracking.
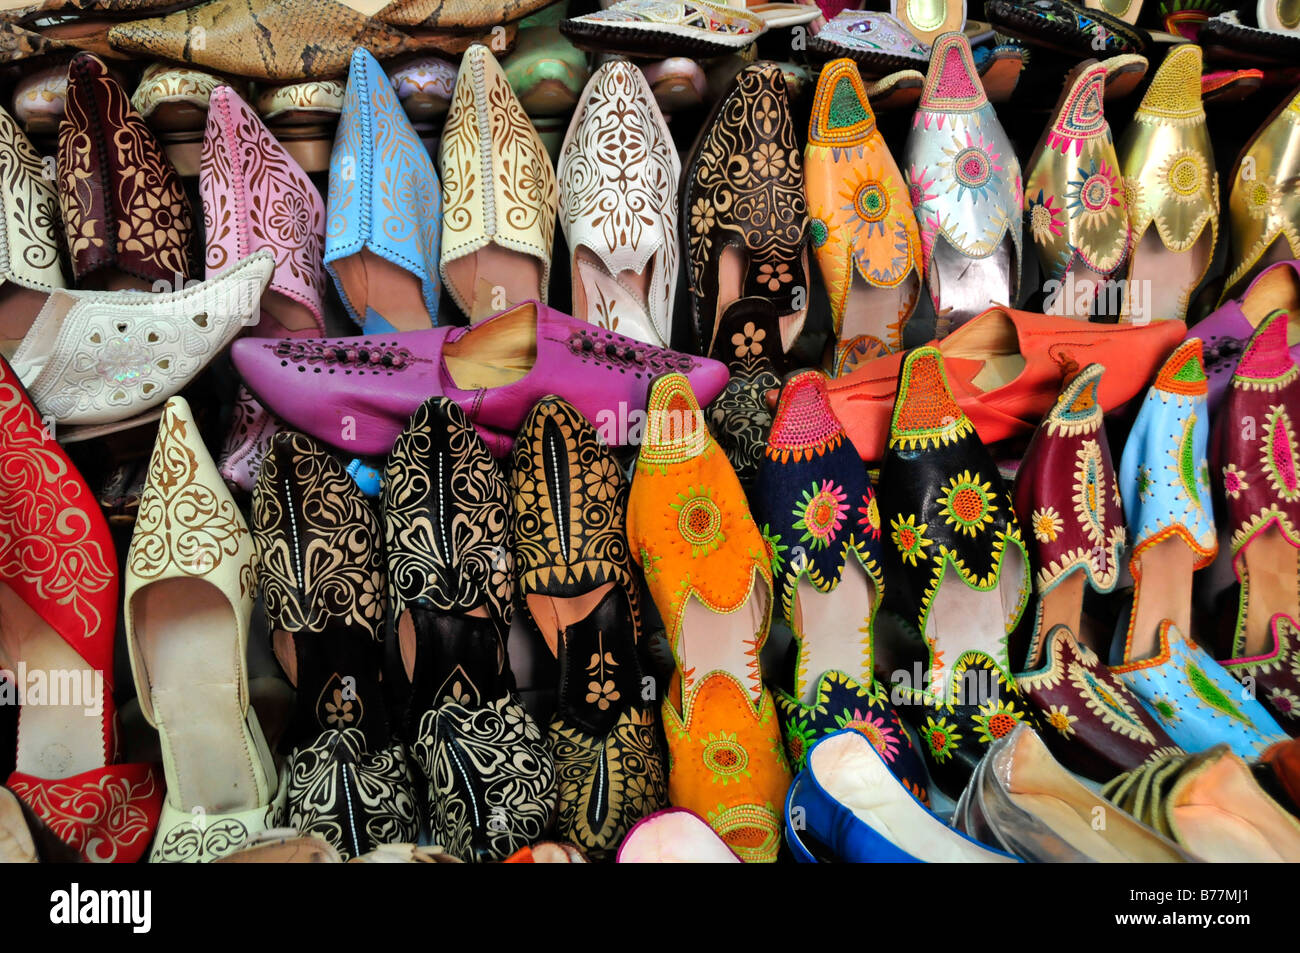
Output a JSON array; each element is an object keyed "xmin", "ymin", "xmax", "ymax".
[
  {"xmin": 326, "ymin": 47, "xmax": 441, "ymax": 335},
  {"xmin": 0, "ymin": 104, "xmax": 66, "ymax": 359},
  {"xmin": 58, "ymin": 51, "xmax": 194, "ymax": 289},
  {"xmin": 440, "ymin": 43, "xmax": 557, "ymax": 323},
  {"xmin": 1024, "ymin": 63, "xmax": 1130, "ymax": 320},
  {"xmin": 805, "ymin": 58, "xmax": 920, "ymax": 360},
  {"xmin": 904, "ymin": 34, "xmax": 1022, "ymax": 335},
  {"xmin": 1116, "ymin": 45, "xmax": 1216, "ymax": 324},
  {"xmin": 511, "ymin": 396, "xmax": 666, "ymax": 859},
  {"xmin": 202, "ymin": 84, "xmax": 326, "ymax": 339},
  {"xmin": 558, "ymin": 60, "xmax": 680, "ymax": 349},
  {"xmin": 125, "ymin": 397, "xmax": 283, "ymax": 862}
]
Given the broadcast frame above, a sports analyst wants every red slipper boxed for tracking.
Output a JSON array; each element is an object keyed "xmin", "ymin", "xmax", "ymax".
[{"xmin": 0, "ymin": 355, "xmax": 161, "ymax": 862}]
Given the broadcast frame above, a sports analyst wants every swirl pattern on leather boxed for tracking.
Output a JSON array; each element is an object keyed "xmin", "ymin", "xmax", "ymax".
[
  {"xmin": 558, "ymin": 61, "xmax": 679, "ymax": 343},
  {"xmin": 284, "ymin": 728, "xmax": 420, "ymax": 860},
  {"xmin": 252, "ymin": 431, "xmax": 385, "ymax": 639},
  {"xmin": 149, "ymin": 804, "xmax": 279, "ymax": 863},
  {"xmin": 0, "ymin": 379, "xmax": 115, "ymax": 640},
  {"xmin": 550, "ymin": 706, "xmax": 667, "ymax": 859},
  {"xmin": 7, "ymin": 767, "xmax": 159, "ymax": 864},
  {"xmin": 685, "ymin": 64, "xmax": 807, "ymax": 350},
  {"xmin": 129, "ymin": 402, "xmax": 254, "ymax": 599},
  {"xmin": 0, "ymin": 105, "xmax": 63, "ymax": 289},
  {"xmin": 383, "ymin": 398, "xmax": 514, "ymax": 628},
  {"xmin": 411, "ymin": 695, "xmax": 556, "ymax": 863},
  {"xmin": 58, "ymin": 53, "xmax": 193, "ymax": 284},
  {"xmin": 510, "ymin": 398, "xmax": 637, "ymax": 623},
  {"xmin": 202, "ymin": 86, "xmax": 325, "ymax": 326}
]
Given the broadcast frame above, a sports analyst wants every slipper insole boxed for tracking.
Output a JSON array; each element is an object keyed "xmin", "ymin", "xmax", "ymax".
[
  {"xmin": 441, "ymin": 301, "xmax": 538, "ymax": 390},
  {"xmin": 1129, "ymin": 535, "xmax": 1193, "ymax": 661},
  {"xmin": 926, "ymin": 547, "xmax": 1026, "ymax": 700},
  {"xmin": 330, "ymin": 248, "xmax": 433, "ymax": 331},
  {"xmin": 1025, "ymin": 573, "xmax": 1085, "ymax": 668},
  {"xmin": 1241, "ymin": 527, "xmax": 1300, "ymax": 656},
  {"xmin": 678, "ymin": 568, "xmax": 770, "ymax": 706},
  {"xmin": 1125, "ymin": 228, "xmax": 1212, "ymax": 323},
  {"xmin": 397, "ymin": 606, "xmax": 503, "ymax": 741},
  {"xmin": 841, "ymin": 271, "xmax": 918, "ymax": 352},
  {"xmin": 573, "ymin": 246, "xmax": 656, "ymax": 339},
  {"xmin": 131, "ymin": 578, "xmax": 264, "ymax": 813},
  {"xmin": 1240, "ymin": 259, "xmax": 1300, "ymax": 346},
  {"xmin": 930, "ymin": 236, "xmax": 1014, "ymax": 335},
  {"xmin": 443, "ymin": 246, "xmax": 543, "ymax": 324},
  {"xmin": 792, "ymin": 562, "xmax": 876, "ymax": 704},
  {"xmin": 274, "ymin": 625, "xmax": 387, "ymax": 751},
  {"xmin": 0, "ymin": 285, "xmax": 51, "ymax": 360},
  {"xmin": 0, "ymin": 584, "xmax": 105, "ymax": 779}
]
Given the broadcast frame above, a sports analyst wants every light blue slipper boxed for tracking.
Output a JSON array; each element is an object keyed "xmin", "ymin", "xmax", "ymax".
[{"xmin": 326, "ymin": 47, "xmax": 442, "ymax": 332}]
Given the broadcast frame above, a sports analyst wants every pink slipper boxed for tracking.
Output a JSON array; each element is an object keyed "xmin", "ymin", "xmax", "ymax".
[{"xmin": 200, "ymin": 84, "xmax": 327, "ymax": 339}]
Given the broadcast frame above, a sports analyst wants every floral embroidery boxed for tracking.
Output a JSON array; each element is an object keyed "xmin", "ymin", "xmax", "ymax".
[
  {"xmin": 1067, "ymin": 660, "xmax": 1156, "ymax": 743},
  {"xmin": 971, "ymin": 697, "xmax": 1025, "ymax": 744},
  {"xmin": 938, "ymin": 469, "xmax": 998, "ymax": 537},
  {"xmin": 760, "ymin": 523, "xmax": 788, "ymax": 577},
  {"xmin": 857, "ymin": 494, "xmax": 882, "ymax": 541},
  {"xmin": 672, "ymin": 487, "xmax": 727, "ymax": 557},
  {"xmin": 731, "ymin": 321, "xmax": 766, "ymax": 358},
  {"xmin": 834, "ymin": 708, "xmax": 900, "ymax": 763},
  {"xmin": 922, "ymin": 713, "xmax": 962, "ymax": 762},
  {"xmin": 907, "ymin": 164, "xmax": 938, "ymax": 207},
  {"xmin": 1030, "ymin": 506, "xmax": 1064, "ymax": 543},
  {"xmin": 1045, "ymin": 703, "xmax": 1077, "ymax": 737},
  {"xmin": 792, "ymin": 479, "xmax": 849, "ymax": 551},
  {"xmin": 1136, "ymin": 464, "xmax": 1154, "ymax": 502},
  {"xmin": 1027, "ymin": 189, "xmax": 1065, "ymax": 244},
  {"xmin": 701, "ymin": 732, "xmax": 752, "ymax": 785},
  {"xmin": 1066, "ymin": 158, "xmax": 1123, "ymax": 228},
  {"xmin": 1222, "ymin": 462, "xmax": 1248, "ymax": 499},
  {"xmin": 1150, "ymin": 693, "xmax": 1180, "ymax": 724},
  {"xmin": 324, "ymin": 688, "xmax": 354, "ymax": 728},
  {"xmin": 757, "ymin": 261, "xmax": 793, "ymax": 291},
  {"xmin": 1269, "ymin": 688, "xmax": 1299, "ymax": 718},
  {"xmin": 943, "ymin": 131, "xmax": 1004, "ymax": 202},
  {"xmin": 891, "ymin": 513, "xmax": 933, "ymax": 565}
]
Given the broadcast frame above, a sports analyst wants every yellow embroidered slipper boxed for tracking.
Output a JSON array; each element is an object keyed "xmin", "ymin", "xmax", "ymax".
[
  {"xmin": 1222, "ymin": 86, "xmax": 1300, "ymax": 303},
  {"xmin": 439, "ymin": 43, "xmax": 558, "ymax": 322},
  {"xmin": 1023, "ymin": 61, "xmax": 1130, "ymax": 320},
  {"xmin": 805, "ymin": 59, "xmax": 920, "ymax": 368},
  {"xmin": 627, "ymin": 373, "xmax": 792, "ymax": 862},
  {"xmin": 1116, "ymin": 45, "xmax": 1217, "ymax": 324}
]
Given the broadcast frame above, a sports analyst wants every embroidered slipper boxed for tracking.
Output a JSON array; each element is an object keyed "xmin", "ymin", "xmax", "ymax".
[
  {"xmin": 875, "ymin": 346, "xmax": 1038, "ymax": 799},
  {"xmin": 326, "ymin": 48, "xmax": 441, "ymax": 335},
  {"xmin": 1197, "ymin": 262, "xmax": 1300, "ymax": 412},
  {"xmin": 0, "ymin": 104, "xmax": 66, "ymax": 359},
  {"xmin": 559, "ymin": 0, "xmax": 766, "ymax": 58},
  {"xmin": 893, "ymin": 0, "xmax": 965, "ymax": 43},
  {"xmin": 1013, "ymin": 365, "xmax": 1126, "ymax": 662},
  {"xmin": 558, "ymin": 60, "xmax": 680, "ymax": 349},
  {"xmin": 682, "ymin": 62, "xmax": 810, "ymax": 357},
  {"xmin": 1221, "ymin": 86, "xmax": 1300, "ymax": 302},
  {"xmin": 805, "ymin": 59, "xmax": 920, "ymax": 362},
  {"xmin": 383, "ymin": 397, "xmax": 556, "ymax": 862},
  {"xmin": 808, "ymin": 11, "xmax": 931, "ymax": 75},
  {"xmin": 58, "ymin": 51, "xmax": 194, "ymax": 289},
  {"xmin": 0, "ymin": 356, "xmax": 162, "ymax": 863},
  {"xmin": 627, "ymin": 373, "xmax": 793, "ymax": 862},
  {"xmin": 1200, "ymin": 9, "xmax": 1300, "ymax": 64},
  {"xmin": 704, "ymin": 297, "xmax": 785, "ymax": 485},
  {"xmin": 439, "ymin": 44, "xmax": 557, "ymax": 323},
  {"xmin": 1116, "ymin": 45, "xmax": 1217, "ymax": 324},
  {"xmin": 510, "ymin": 397, "xmax": 667, "ymax": 860},
  {"xmin": 903, "ymin": 33, "xmax": 1022, "ymax": 335},
  {"xmin": 125, "ymin": 397, "xmax": 284, "ymax": 862},
  {"xmin": 1098, "ymin": 51, "xmax": 1148, "ymax": 101},
  {"xmin": 1112, "ymin": 621, "xmax": 1288, "ymax": 758},
  {"xmin": 1104, "ymin": 745, "xmax": 1300, "ymax": 861},
  {"xmin": 1115, "ymin": 339, "xmax": 1217, "ymax": 663},
  {"xmin": 985, "ymin": 0, "xmax": 1151, "ymax": 56},
  {"xmin": 1200, "ymin": 68, "xmax": 1265, "ymax": 104},
  {"xmin": 1023, "ymin": 61, "xmax": 1131, "ymax": 320},
  {"xmin": 1210, "ymin": 311, "xmax": 1300, "ymax": 731},
  {"xmin": 389, "ymin": 56, "xmax": 456, "ymax": 125},
  {"xmin": 1081, "ymin": 0, "xmax": 1143, "ymax": 22},
  {"xmin": 753, "ymin": 372, "xmax": 929, "ymax": 801},
  {"xmin": 252, "ymin": 431, "xmax": 420, "ymax": 861}
]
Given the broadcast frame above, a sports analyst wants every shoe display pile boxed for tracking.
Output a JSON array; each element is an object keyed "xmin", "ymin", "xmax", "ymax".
[{"xmin": 1, "ymin": 0, "xmax": 1300, "ymax": 866}]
